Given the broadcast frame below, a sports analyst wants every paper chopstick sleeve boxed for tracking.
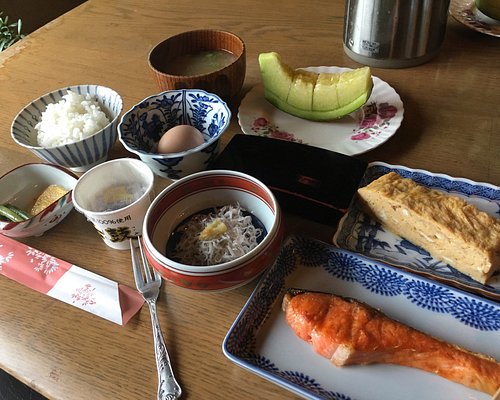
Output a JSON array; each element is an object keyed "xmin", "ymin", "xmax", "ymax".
[{"xmin": 0, "ymin": 234, "xmax": 144, "ymax": 325}]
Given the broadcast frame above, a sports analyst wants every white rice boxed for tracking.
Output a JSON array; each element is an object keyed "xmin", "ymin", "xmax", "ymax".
[{"xmin": 35, "ymin": 90, "xmax": 110, "ymax": 147}]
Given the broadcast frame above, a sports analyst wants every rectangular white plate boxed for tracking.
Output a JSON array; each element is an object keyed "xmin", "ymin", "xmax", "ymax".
[
  {"xmin": 223, "ymin": 236, "xmax": 500, "ymax": 400},
  {"xmin": 333, "ymin": 161, "xmax": 500, "ymax": 301}
]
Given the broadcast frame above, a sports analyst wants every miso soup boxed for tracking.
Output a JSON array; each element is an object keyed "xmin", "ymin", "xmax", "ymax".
[{"xmin": 166, "ymin": 49, "xmax": 237, "ymax": 76}]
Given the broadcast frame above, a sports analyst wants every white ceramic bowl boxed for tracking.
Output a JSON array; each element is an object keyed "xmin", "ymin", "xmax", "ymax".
[
  {"xmin": 0, "ymin": 163, "xmax": 78, "ymax": 237},
  {"xmin": 142, "ymin": 169, "xmax": 284, "ymax": 291},
  {"xmin": 11, "ymin": 85, "xmax": 123, "ymax": 172},
  {"xmin": 118, "ymin": 89, "xmax": 231, "ymax": 180}
]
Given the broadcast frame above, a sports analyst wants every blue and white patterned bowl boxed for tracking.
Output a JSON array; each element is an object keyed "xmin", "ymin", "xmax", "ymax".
[
  {"xmin": 118, "ymin": 89, "xmax": 231, "ymax": 180},
  {"xmin": 11, "ymin": 85, "xmax": 123, "ymax": 172}
]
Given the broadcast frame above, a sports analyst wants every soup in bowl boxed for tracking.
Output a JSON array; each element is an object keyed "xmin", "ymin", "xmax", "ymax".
[{"xmin": 148, "ymin": 29, "xmax": 246, "ymax": 101}]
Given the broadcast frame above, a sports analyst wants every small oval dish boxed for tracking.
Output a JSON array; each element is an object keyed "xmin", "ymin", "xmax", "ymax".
[
  {"xmin": 0, "ymin": 163, "xmax": 78, "ymax": 237},
  {"xmin": 11, "ymin": 84, "xmax": 123, "ymax": 172},
  {"xmin": 118, "ymin": 89, "xmax": 231, "ymax": 180}
]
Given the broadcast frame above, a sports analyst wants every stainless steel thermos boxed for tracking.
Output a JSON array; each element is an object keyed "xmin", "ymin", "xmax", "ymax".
[{"xmin": 343, "ymin": 0, "xmax": 451, "ymax": 68}]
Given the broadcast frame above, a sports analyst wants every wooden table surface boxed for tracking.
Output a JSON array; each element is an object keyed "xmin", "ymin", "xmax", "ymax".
[{"xmin": 0, "ymin": 1, "xmax": 499, "ymax": 399}]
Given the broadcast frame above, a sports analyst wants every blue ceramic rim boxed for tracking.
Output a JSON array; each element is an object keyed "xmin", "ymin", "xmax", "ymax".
[
  {"xmin": 10, "ymin": 84, "xmax": 123, "ymax": 150},
  {"xmin": 117, "ymin": 88, "xmax": 231, "ymax": 159}
]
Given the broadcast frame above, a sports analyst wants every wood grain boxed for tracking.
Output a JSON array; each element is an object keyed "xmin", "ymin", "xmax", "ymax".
[{"xmin": 0, "ymin": 0, "xmax": 499, "ymax": 399}]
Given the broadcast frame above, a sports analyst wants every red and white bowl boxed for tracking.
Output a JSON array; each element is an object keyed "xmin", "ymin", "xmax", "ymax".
[
  {"xmin": 142, "ymin": 169, "xmax": 284, "ymax": 291},
  {"xmin": 0, "ymin": 163, "xmax": 78, "ymax": 237}
]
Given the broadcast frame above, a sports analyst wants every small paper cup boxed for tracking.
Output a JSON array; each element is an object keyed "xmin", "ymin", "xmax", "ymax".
[{"xmin": 73, "ymin": 158, "xmax": 155, "ymax": 250}]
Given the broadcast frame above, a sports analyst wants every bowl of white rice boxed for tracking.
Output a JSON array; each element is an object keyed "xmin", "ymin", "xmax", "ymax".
[{"xmin": 11, "ymin": 85, "xmax": 123, "ymax": 172}]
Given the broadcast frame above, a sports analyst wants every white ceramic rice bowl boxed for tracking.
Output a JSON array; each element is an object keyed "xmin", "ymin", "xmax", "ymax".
[{"xmin": 11, "ymin": 85, "xmax": 123, "ymax": 172}]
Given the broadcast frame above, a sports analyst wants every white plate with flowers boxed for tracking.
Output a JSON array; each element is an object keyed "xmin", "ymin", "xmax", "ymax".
[
  {"xmin": 450, "ymin": 0, "xmax": 500, "ymax": 37},
  {"xmin": 237, "ymin": 66, "xmax": 404, "ymax": 156}
]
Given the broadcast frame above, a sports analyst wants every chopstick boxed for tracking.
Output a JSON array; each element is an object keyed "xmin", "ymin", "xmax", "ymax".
[{"xmin": 492, "ymin": 386, "xmax": 500, "ymax": 400}]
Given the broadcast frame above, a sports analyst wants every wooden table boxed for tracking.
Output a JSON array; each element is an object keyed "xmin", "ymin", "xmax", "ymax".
[{"xmin": 0, "ymin": 1, "xmax": 498, "ymax": 399}]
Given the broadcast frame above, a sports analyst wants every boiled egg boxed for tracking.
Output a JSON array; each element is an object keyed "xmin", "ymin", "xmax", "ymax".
[{"xmin": 157, "ymin": 125, "xmax": 205, "ymax": 153}]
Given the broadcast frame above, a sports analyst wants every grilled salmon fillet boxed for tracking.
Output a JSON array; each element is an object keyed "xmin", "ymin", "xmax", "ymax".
[{"xmin": 282, "ymin": 289, "xmax": 500, "ymax": 395}]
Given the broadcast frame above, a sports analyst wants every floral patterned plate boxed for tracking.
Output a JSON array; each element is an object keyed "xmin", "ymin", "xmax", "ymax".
[
  {"xmin": 333, "ymin": 161, "xmax": 500, "ymax": 301},
  {"xmin": 450, "ymin": 0, "xmax": 500, "ymax": 37},
  {"xmin": 237, "ymin": 67, "xmax": 404, "ymax": 156},
  {"xmin": 223, "ymin": 236, "xmax": 500, "ymax": 400}
]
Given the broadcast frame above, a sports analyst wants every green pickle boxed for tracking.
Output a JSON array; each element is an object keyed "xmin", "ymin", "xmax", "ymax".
[{"xmin": 0, "ymin": 204, "xmax": 32, "ymax": 222}]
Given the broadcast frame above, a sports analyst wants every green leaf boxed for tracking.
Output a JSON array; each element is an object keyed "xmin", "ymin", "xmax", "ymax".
[{"xmin": 0, "ymin": 12, "xmax": 24, "ymax": 51}]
